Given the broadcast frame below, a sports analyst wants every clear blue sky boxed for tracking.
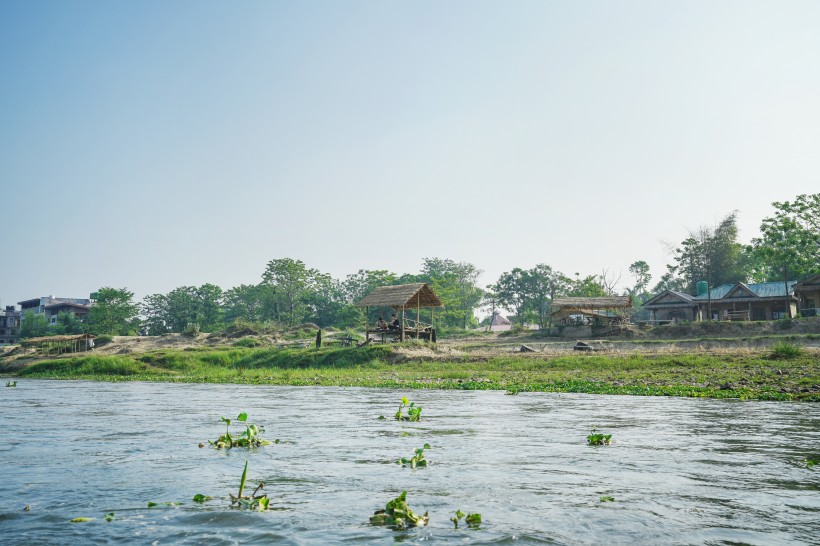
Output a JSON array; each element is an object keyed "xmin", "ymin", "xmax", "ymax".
[{"xmin": 2, "ymin": 0, "xmax": 818, "ymax": 307}]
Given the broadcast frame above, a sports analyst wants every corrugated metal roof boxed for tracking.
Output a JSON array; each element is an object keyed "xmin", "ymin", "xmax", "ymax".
[{"xmin": 693, "ymin": 281, "xmax": 796, "ymax": 301}]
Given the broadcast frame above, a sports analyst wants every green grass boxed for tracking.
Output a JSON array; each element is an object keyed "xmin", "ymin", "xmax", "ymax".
[{"xmin": 14, "ymin": 346, "xmax": 820, "ymax": 402}]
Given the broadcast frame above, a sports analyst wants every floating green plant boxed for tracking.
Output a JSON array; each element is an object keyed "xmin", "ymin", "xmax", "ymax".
[
  {"xmin": 210, "ymin": 412, "xmax": 271, "ymax": 449},
  {"xmin": 397, "ymin": 444, "xmax": 430, "ymax": 468},
  {"xmin": 5, "ymin": 381, "xmax": 17, "ymax": 387},
  {"xmin": 451, "ymin": 509, "xmax": 482, "ymax": 528},
  {"xmin": 192, "ymin": 494, "xmax": 213, "ymax": 503},
  {"xmin": 230, "ymin": 461, "xmax": 269, "ymax": 511},
  {"xmin": 395, "ymin": 397, "xmax": 422, "ymax": 421},
  {"xmin": 370, "ymin": 491, "xmax": 428, "ymax": 529},
  {"xmin": 147, "ymin": 501, "xmax": 182, "ymax": 508},
  {"xmin": 804, "ymin": 458, "xmax": 818, "ymax": 469},
  {"xmin": 104, "ymin": 512, "xmax": 115, "ymax": 522},
  {"xmin": 69, "ymin": 517, "xmax": 94, "ymax": 523},
  {"xmin": 587, "ymin": 427, "xmax": 612, "ymax": 445},
  {"xmin": 600, "ymin": 496, "xmax": 615, "ymax": 502}
]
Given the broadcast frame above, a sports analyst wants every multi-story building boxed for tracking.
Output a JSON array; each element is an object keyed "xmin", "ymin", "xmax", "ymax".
[
  {"xmin": 0, "ymin": 306, "xmax": 22, "ymax": 345},
  {"xmin": 18, "ymin": 296, "xmax": 93, "ymax": 325}
]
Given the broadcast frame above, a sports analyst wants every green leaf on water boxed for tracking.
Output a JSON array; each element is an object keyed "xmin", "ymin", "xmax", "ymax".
[
  {"xmin": 600, "ymin": 496, "xmax": 615, "ymax": 502},
  {"xmin": 220, "ymin": 417, "xmax": 231, "ymax": 427},
  {"xmin": 237, "ymin": 412, "xmax": 248, "ymax": 422},
  {"xmin": 401, "ymin": 396, "xmax": 409, "ymax": 405},
  {"xmin": 70, "ymin": 517, "xmax": 94, "ymax": 522},
  {"xmin": 193, "ymin": 494, "xmax": 212, "ymax": 503},
  {"xmin": 465, "ymin": 513, "xmax": 482, "ymax": 526},
  {"xmin": 104, "ymin": 512, "xmax": 115, "ymax": 522}
]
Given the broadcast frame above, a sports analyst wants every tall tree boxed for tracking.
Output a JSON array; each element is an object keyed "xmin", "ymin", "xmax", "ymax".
[
  {"xmin": 86, "ymin": 287, "xmax": 140, "ymax": 335},
  {"xmin": 419, "ymin": 258, "xmax": 484, "ymax": 329},
  {"xmin": 629, "ymin": 260, "xmax": 652, "ymax": 303},
  {"xmin": 261, "ymin": 258, "xmax": 320, "ymax": 326},
  {"xmin": 493, "ymin": 269, "xmax": 530, "ymax": 326},
  {"xmin": 673, "ymin": 212, "xmax": 749, "ymax": 293},
  {"xmin": 748, "ymin": 193, "xmax": 820, "ymax": 282}
]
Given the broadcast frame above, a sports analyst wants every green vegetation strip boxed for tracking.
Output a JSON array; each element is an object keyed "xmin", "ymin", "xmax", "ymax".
[{"xmin": 14, "ymin": 345, "xmax": 820, "ymax": 401}]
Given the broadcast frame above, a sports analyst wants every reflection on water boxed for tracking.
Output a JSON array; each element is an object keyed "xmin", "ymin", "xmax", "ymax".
[{"xmin": 1, "ymin": 381, "xmax": 818, "ymax": 545}]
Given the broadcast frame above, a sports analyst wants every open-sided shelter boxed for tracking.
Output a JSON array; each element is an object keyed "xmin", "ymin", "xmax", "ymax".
[
  {"xmin": 551, "ymin": 296, "xmax": 632, "ymax": 324},
  {"xmin": 22, "ymin": 333, "xmax": 97, "ymax": 355},
  {"xmin": 356, "ymin": 283, "xmax": 443, "ymax": 342}
]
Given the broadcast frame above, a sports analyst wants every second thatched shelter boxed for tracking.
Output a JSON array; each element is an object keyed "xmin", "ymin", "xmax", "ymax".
[
  {"xmin": 356, "ymin": 283, "xmax": 443, "ymax": 342},
  {"xmin": 551, "ymin": 296, "xmax": 632, "ymax": 324}
]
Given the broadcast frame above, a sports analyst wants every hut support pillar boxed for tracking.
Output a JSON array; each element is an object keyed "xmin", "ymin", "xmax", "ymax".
[
  {"xmin": 365, "ymin": 306, "xmax": 370, "ymax": 342},
  {"xmin": 401, "ymin": 306, "xmax": 405, "ymax": 342}
]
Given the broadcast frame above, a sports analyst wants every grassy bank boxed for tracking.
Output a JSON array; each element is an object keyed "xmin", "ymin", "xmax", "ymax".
[{"xmin": 10, "ymin": 344, "xmax": 820, "ymax": 402}]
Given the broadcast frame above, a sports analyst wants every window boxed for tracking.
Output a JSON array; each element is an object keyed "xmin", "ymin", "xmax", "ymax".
[
  {"xmin": 0, "ymin": 329, "xmax": 5, "ymax": 335},
  {"xmin": 772, "ymin": 310, "xmax": 786, "ymax": 320}
]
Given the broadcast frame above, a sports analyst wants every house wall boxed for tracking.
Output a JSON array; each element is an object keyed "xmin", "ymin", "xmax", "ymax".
[
  {"xmin": 796, "ymin": 288, "xmax": 820, "ymax": 316},
  {"xmin": 697, "ymin": 300, "xmax": 797, "ymax": 321}
]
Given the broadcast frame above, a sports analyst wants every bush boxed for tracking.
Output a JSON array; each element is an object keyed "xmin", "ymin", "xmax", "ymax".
[
  {"xmin": 233, "ymin": 337, "xmax": 265, "ymax": 348},
  {"xmin": 770, "ymin": 341, "xmax": 803, "ymax": 359},
  {"xmin": 182, "ymin": 323, "xmax": 201, "ymax": 337},
  {"xmin": 94, "ymin": 334, "xmax": 114, "ymax": 346}
]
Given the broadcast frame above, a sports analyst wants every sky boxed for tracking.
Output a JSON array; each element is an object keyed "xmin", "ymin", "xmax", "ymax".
[{"xmin": 1, "ymin": 0, "xmax": 819, "ymax": 308}]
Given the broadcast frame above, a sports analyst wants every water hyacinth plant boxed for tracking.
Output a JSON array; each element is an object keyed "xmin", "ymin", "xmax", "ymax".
[
  {"xmin": 395, "ymin": 396, "xmax": 422, "ymax": 421},
  {"xmin": 5, "ymin": 381, "xmax": 17, "ymax": 387},
  {"xmin": 451, "ymin": 509, "xmax": 482, "ymax": 528},
  {"xmin": 397, "ymin": 444, "xmax": 431, "ymax": 468},
  {"xmin": 230, "ymin": 461, "xmax": 269, "ymax": 511},
  {"xmin": 210, "ymin": 412, "xmax": 271, "ymax": 448},
  {"xmin": 587, "ymin": 427, "xmax": 612, "ymax": 445},
  {"xmin": 370, "ymin": 491, "xmax": 429, "ymax": 529}
]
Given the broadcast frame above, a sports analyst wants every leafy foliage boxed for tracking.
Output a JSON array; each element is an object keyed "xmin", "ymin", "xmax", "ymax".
[
  {"xmin": 451, "ymin": 509, "xmax": 482, "ymax": 528},
  {"xmin": 395, "ymin": 396, "xmax": 422, "ymax": 421},
  {"xmin": 397, "ymin": 444, "xmax": 430, "ymax": 468},
  {"xmin": 230, "ymin": 461, "xmax": 269, "ymax": 511},
  {"xmin": 587, "ymin": 428, "xmax": 612, "ymax": 445},
  {"xmin": 210, "ymin": 412, "xmax": 271, "ymax": 449},
  {"xmin": 770, "ymin": 341, "xmax": 803, "ymax": 359},
  {"xmin": 86, "ymin": 287, "xmax": 140, "ymax": 335},
  {"xmin": 748, "ymin": 193, "xmax": 820, "ymax": 282},
  {"xmin": 369, "ymin": 491, "xmax": 429, "ymax": 529}
]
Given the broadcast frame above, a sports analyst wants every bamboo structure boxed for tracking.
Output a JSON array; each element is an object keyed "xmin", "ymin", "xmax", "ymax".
[
  {"xmin": 22, "ymin": 334, "xmax": 97, "ymax": 356},
  {"xmin": 356, "ymin": 283, "xmax": 443, "ymax": 343}
]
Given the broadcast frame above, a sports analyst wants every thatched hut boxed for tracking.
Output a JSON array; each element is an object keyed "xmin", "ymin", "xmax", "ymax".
[
  {"xmin": 551, "ymin": 296, "xmax": 632, "ymax": 324},
  {"xmin": 21, "ymin": 333, "xmax": 97, "ymax": 355},
  {"xmin": 355, "ymin": 283, "xmax": 443, "ymax": 342}
]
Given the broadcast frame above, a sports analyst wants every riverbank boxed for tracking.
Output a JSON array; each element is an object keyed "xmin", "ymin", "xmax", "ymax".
[{"xmin": 8, "ymin": 344, "xmax": 820, "ymax": 401}]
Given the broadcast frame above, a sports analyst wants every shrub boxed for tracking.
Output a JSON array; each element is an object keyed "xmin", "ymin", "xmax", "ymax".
[
  {"xmin": 770, "ymin": 341, "xmax": 803, "ymax": 359},
  {"xmin": 94, "ymin": 334, "xmax": 114, "ymax": 346},
  {"xmin": 233, "ymin": 337, "xmax": 264, "ymax": 348},
  {"xmin": 182, "ymin": 323, "xmax": 201, "ymax": 337}
]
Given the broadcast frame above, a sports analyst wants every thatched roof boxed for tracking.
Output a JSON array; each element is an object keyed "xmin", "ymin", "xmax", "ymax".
[
  {"xmin": 355, "ymin": 283, "xmax": 443, "ymax": 308},
  {"xmin": 22, "ymin": 334, "xmax": 96, "ymax": 344},
  {"xmin": 551, "ymin": 296, "xmax": 632, "ymax": 312}
]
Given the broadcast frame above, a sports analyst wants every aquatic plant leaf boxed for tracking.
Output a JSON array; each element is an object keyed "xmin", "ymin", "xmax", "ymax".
[
  {"xmin": 237, "ymin": 412, "xmax": 248, "ymax": 422},
  {"xmin": 238, "ymin": 461, "xmax": 249, "ymax": 500},
  {"xmin": 70, "ymin": 517, "xmax": 94, "ymax": 523},
  {"xmin": 423, "ymin": 443, "xmax": 431, "ymax": 449},
  {"xmin": 221, "ymin": 417, "xmax": 231, "ymax": 427},
  {"xmin": 257, "ymin": 497, "xmax": 270, "ymax": 511},
  {"xmin": 401, "ymin": 397, "xmax": 409, "ymax": 405},
  {"xmin": 600, "ymin": 496, "xmax": 615, "ymax": 502},
  {"xmin": 104, "ymin": 512, "xmax": 115, "ymax": 522},
  {"xmin": 193, "ymin": 494, "xmax": 212, "ymax": 503},
  {"xmin": 465, "ymin": 513, "xmax": 482, "ymax": 525}
]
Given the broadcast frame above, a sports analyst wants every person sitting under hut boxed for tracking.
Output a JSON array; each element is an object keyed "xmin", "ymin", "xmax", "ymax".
[
  {"xmin": 389, "ymin": 314, "xmax": 400, "ymax": 330},
  {"xmin": 376, "ymin": 317, "xmax": 388, "ymax": 330}
]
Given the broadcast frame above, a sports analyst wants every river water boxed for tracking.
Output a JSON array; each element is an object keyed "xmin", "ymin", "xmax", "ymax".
[{"xmin": 1, "ymin": 380, "xmax": 818, "ymax": 545}]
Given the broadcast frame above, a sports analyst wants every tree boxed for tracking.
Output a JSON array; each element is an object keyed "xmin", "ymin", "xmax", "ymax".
[
  {"xmin": 493, "ymin": 269, "xmax": 529, "ymax": 326},
  {"xmin": 261, "ymin": 258, "xmax": 320, "ymax": 326},
  {"xmin": 419, "ymin": 258, "xmax": 484, "ymax": 329},
  {"xmin": 650, "ymin": 265, "xmax": 687, "ymax": 294},
  {"xmin": 748, "ymin": 193, "xmax": 820, "ymax": 282},
  {"xmin": 50, "ymin": 312, "xmax": 85, "ymax": 335},
  {"xmin": 86, "ymin": 287, "xmax": 140, "ymax": 335},
  {"xmin": 222, "ymin": 284, "xmax": 273, "ymax": 324},
  {"xmin": 19, "ymin": 310, "xmax": 49, "ymax": 339},
  {"xmin": 629, "ymin": 260, "xmax": 652, "ymax": 303},
  {"xmin": 672, "ymin": 212, "xmax": 749, "ymax": 294}
]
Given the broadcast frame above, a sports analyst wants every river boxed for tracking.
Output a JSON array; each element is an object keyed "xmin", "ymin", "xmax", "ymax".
[{"xmin": 1, "ymin": 380, "xmax": 818, "ymax": 544}]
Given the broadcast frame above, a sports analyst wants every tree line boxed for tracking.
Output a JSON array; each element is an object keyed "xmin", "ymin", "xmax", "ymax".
[{"xmin": 19, "ymin": 193, "xmax": 819, "ymax": 337}]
